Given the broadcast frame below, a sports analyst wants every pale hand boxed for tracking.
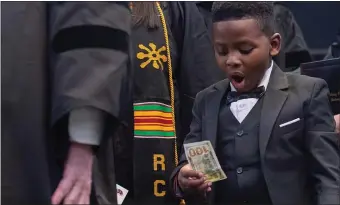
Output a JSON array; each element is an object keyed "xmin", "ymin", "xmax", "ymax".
[
  {"xmin": 335, "ymin": 114, "xmax": 340, "ymax": 133},
  {"xmin": 51, "ymin": 143, "xmax": 94, "ymax": 204}
]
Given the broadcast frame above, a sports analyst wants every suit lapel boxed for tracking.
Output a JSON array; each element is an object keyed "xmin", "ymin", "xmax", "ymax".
[
  {"xmin": 205, "ymin": 79, "xmax": 229, "ymax": 149},
  {"xmin": 259, "ymin": 64, "xmax": 289, "ymax": 159}
]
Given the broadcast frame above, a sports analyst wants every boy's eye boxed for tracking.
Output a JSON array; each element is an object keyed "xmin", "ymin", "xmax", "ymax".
[
  {"xmin": 218, "ymin": 51, "xmax": 227, "ymax": 56},
  {"xmin": 215, "ymin": 44, "xmax": 228, "ymax": 56},
  {"xmin": 216, "ymin": 48, "xmax": 227, "ymax": 56},
  {"xmin": 239, "ymin": 47, "xmax": 254, "ymax": 55}
]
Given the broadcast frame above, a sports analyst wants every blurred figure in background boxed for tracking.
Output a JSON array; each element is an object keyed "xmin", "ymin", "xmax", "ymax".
[
  {"xmin": 324, "ymin": 28, "xmax": 340, "ymax": 59},
  {"xmin": 2, "ymin": 2, "xmax": 51, "ymax": 203},
  {"xmin": 323, "ymin": 28, "xmax": 340, "ymax": 133},
  {"xmin": 273, "ymin": 2, "xmax": 312, "ymax": 72}
]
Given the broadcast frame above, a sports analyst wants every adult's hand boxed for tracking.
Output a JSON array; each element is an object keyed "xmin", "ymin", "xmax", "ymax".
[
  {"xmin": 335, "ymin": 114, "xmax": 340, "ymax": 133},
  {"xmin": 51, "ymin": 142, "xmax": 94, "ymax": 204}
]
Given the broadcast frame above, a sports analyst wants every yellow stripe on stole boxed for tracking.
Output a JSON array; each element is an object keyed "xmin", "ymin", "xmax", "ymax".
[
  {"xmin": 134, "ymin": 111, "xmax": 172, "ymax": 118},
  {"xmin": 134, "ymin": 123, "xmax": 173, "ymax": 127},
  {"xmin": 134, "ymin": 125, "xmax": 175, "ymax": 131}
]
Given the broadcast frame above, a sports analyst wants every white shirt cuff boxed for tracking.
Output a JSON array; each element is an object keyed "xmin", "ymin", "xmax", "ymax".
[{"xmin": 68, "ymin": 107, "xmax": 106, "ymax": 145}]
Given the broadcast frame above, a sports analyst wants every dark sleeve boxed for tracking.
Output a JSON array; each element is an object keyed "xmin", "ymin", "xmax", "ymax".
[
  {"xmin": 305, "ymin": 79, "xmax": 340, "ymax": 205},
  {"xmin": 169, "ymin": 2, "xmax": 224, "ymax": 146},
  {"xmin": 274, "ymin": 3, "xmax": 312, "ymax": 70},
  {"xmin": 170, "ymin": 91, "xmax": 206, "ymax": 202},
  {"xmin": 48, "ymin": 3, "xmax": 132, "ymax": 185},
  {"xmin": 49, "ymin": 2, "xmax": 131, "ymax": 127},
  {"xmin": 195, "ymin": 3, "xmax": 213, "ymax": 37}
]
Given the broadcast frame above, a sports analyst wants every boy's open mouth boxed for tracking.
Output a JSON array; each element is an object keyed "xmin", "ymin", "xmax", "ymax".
[
  {"xmin": 232, "ymin": 75, "xmax": 244, "ymax": 83},
  {"xmin": 230, "ymin": 73, "xmax": 245, "ymax": 90}
]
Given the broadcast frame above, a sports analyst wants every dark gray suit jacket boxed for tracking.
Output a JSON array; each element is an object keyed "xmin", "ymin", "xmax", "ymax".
[{"xmin": 170, "ymin": 64, "xmax": 340, "ymax": 205}]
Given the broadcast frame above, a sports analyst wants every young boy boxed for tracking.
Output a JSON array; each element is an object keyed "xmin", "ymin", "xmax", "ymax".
[{"xmin": 170, "ymin": 2, "xmax": 340, "ymax": 205}]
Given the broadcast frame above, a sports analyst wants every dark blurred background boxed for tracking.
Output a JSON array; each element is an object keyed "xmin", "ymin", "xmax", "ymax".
[{"xmin": 282, "ymin": 1, "xmax": 340, "ymax": 60}]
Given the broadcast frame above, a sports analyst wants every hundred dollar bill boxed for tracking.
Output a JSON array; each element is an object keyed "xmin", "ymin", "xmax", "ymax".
[{"xmin": 184, "ymin": 140, "xmax": 227, "ymax": 183}]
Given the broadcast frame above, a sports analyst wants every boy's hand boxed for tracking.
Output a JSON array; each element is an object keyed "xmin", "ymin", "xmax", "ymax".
[{"xmin": 178, "ymin": 164, "xmax": 212, "ymax": 195}]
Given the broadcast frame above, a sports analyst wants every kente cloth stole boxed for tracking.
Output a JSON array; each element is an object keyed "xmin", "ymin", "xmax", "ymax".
[{"xmin": 131, "ymin": 2, "xmax": 181, "ymax": 204}]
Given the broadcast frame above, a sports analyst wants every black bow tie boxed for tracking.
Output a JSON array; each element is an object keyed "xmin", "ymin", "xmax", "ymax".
[{"xmin": 226, "ymin": 86, "xmax": 265, "ymax": 105}]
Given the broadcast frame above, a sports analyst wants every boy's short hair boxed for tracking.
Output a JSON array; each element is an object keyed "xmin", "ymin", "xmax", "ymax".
[{"xmin": 212, "ymin": 1, "xmax": 275, "ymax": 36}]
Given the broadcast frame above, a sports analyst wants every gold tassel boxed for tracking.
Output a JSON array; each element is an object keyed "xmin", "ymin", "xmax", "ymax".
[{"xmin": 156, "ymin": 2, "xmax": 185, "ymax": 205}]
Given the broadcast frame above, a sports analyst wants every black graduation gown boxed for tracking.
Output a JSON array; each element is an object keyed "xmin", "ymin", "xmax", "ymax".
[
  {"xmin": 1, "ymin": 2, "xmax": 52, "ymax": 203},
  {"xmin": 166, "ymin": 2, "xmax": 224, "ymax": 150},
  {"xmin": 48, "ymin": 2, "xmax": 132, "ymax": 205},
  {"xmin": 195, "ymin": 1, "xmax": 214, "ymax": 36}
]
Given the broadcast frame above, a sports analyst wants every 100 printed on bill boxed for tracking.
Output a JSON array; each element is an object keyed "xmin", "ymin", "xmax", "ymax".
[{"xmin": 184, "ymin": 141, "xmax": 227, "ymax": 183}]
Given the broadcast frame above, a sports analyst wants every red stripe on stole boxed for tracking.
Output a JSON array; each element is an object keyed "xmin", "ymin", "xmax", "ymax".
[{"xmin": 134, "ymin": 118, "xmax": 173, "ymax": 124}]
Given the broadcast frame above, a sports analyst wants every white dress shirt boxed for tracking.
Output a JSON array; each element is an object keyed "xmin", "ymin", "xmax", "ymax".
[{"xmin": 229, "ymin": 60, "xmax": 273, "ymax": 123}]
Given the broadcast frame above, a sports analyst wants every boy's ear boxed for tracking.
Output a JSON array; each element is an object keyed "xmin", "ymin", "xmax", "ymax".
[{"xmin": 269, "ymin": 33, "xmax": 281, "ymax": 56}]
